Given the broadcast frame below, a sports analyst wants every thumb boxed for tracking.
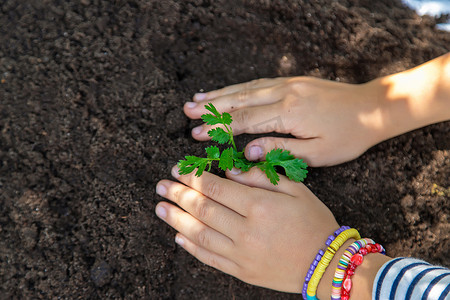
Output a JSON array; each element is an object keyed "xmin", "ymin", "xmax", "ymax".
[{"xmin": 244, "ymin": 137, "xmax": 321, "ymax": 167}]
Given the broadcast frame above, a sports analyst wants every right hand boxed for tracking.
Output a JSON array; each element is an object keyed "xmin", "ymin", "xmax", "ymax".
[{"xmin": 183, "ymin": 77, "xmax": 386, "ymax": 167}]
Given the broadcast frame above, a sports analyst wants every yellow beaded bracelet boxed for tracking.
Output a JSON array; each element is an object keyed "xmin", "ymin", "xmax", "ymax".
[{"xmin": 306, "ymin": 228, "xmax": 361, "ymax": 299}]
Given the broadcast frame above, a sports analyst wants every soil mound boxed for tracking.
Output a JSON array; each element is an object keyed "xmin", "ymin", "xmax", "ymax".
[{"xmin": 0, "ymin": 0, "xmax": 448, "ymax": 298}]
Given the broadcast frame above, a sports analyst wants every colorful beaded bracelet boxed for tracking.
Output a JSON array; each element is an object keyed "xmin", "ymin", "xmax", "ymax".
[
  {"xmin": 330, "ymin": 238, "xmax": 375, "ymax": 300},
  {"xmin": 306, "ymin": 228, "xmax": 361, "ymax": 300},
  {"xmin": 301, "ymin": 226, "xmax": 351, "ymax": 299},
  {"xmin": 340, "ymin": 243, "xmax": 386, "ymax": 300}
]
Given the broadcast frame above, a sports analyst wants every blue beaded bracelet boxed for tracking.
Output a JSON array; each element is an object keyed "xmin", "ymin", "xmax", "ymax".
[{"xmin": 301, "ymin": 225, "xmax": 350, "ymax": 299}]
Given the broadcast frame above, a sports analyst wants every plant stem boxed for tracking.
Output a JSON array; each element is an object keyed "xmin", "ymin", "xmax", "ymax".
[{"xmin": 223, "ymin": 124, "xmax": 237, "ymax": 150}]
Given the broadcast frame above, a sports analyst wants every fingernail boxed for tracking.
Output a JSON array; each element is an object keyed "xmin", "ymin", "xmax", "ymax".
[
  {"xmin": 230, "ymin": 167, "xmax": 242, "ymax": 175},
  {"xmin": 248, "ymin": 145, "xmax": 263, "ymax": 160},
  {"xmin": 185, "ymin": 101, "xmax": 197, "ymax": 108},
  {"xmin": 171, "ymin": 165, "xmax": 180, "ymax": 178},
  {"xmin": 194, "ymin": 93, "xmax": 207, "ymax": 101},
  {"xmin": 156, "ymin": 184, "xmax": 167, "ymax": 196},
  {"xmin": 155, "ymin": 205, "xmax": 167, "ymax": 219},
  {"xmin": 175, "ymin": 235, "xmax": 185, "ymax": 246},
  {"xmin": 192, "ymin": 126, "xmax": 202, "ymax": 135}
]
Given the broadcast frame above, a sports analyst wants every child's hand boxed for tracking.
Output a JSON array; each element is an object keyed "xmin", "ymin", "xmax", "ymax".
[
  {"xmin": 155, "ymin": 166, "xmax": 338, "ymax": 293},
  {"xmin": 185, "ymin": 53, "xmax": 450, "ymax": 167},
  {"xmin": 183, "ymin": 77, "xmax": 384, "ymax": 167}
]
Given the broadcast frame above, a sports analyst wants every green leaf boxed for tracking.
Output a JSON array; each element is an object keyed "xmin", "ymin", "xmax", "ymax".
[
  {"xmin": 265, "ymin": 148, "xmax": 294, "ymax": 162},
  {"xmin": 257, "ymin": 163, "xmax": 280, "ymax": 185},
  {"xmin": 177, "ymin": 156, "xmax": 200, "ymax": 168},
  {"xmin": 218, "ymin": 148, "xmax": 233, "ymax": 171},
  {"xmin": 204, "ymin": 103, "xmax": 221, "ymax": 117},
  {"xmin": 195, "ymin": 160, "xmax": 208, "ymax": 177},
  {"xmin": 279, "ymin": 159, "xmax": 308, "ymax": 182},
  {"xmin": 234, "ymin": 158, "xmax": 252, "ymax": 172},
  {"xmin": 201, "ymin": 113, "xmax": 222, "ymax": 125},
  {"xmin": 177, "ymin": 156, "xmax": 202, "ymax": 175},
  {"xmin": 264, "ymin": 149, "xmax": 308, "ymax": 183},
  {"xmin": 222, "ymin": 112, "xmax": 232, "ymax": 125},
  {"xmin": 178, "ymin": 164, "xmax": 196, "ymax": 175},
  {"xmin": 233, "ymin": 150, "xmax": 254, "ymax": 172},
  {"xmin": 177, "ymin": 155, "xmax": 213, "ymax": 177},
  {"xmin": 206, "ymin": 146, "xmax": 220, "ymax": 159},
  {"xmin": 233, "ymin": 149, "xmax": 245, "ymax": 159},
  {"xmin": 208, "ymin": 127, "xmax": 230, "ymax": 144}
]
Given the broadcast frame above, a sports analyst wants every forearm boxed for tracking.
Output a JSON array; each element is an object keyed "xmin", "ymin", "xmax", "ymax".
[
  {"xmin": 313, "ymin": 55, "xmax": 450, "ymax": 298},
  {"xmin": 364, "ymin": 53, "xmax": 450, "ymax": 144}
]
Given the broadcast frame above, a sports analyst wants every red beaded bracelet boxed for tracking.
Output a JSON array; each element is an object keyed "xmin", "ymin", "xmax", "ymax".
[{"xmin": 340, "ymin": 243, "xmax": 385, "ymax": 300}]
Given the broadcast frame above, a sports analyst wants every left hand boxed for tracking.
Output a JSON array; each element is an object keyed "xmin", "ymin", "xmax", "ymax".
[
  {"xmin": 182, "ymin": 77, "xmax": 384, "ymax": 167},
  {"xmin": 155, "ymin": 166, "xmax": 338, "ymax": 293}
]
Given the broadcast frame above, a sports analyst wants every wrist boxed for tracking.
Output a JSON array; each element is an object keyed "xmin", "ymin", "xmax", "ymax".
[
  {"xmin": 316, "ymin": 238, "xmax": 392, "ymax": 299},
  {"xmin": 316, "ymin": 238, "xmax": 355, "ymax": 299},
  {"xmin": 363, "ymin": 53, "xmax": 450, "ymax": 145},
  {"xmin": 348, "ymin": 252, "xmax": 392, "ymax": 299}
]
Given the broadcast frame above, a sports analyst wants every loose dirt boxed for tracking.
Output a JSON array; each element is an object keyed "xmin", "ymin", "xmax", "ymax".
[{"xmin": 0, "ymin": 0, "xmax": 449, "ymax": 298}]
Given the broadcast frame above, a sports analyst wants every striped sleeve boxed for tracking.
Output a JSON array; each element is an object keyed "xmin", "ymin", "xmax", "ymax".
[{"xmin": 372, "ymin": 257, "xmax": 450, "ymax": 300}]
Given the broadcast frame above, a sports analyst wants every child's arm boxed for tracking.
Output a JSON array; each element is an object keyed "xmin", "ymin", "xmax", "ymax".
[
  {"xmin": 183, "ymin": 53, "xmax": 450, "ymax": 167},
  {"xmin": 369, "ymin": 52, "xmax": 450, "ymax": 143}
]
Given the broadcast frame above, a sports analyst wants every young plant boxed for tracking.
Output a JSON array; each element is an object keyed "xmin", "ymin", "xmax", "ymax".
[{"xmin": 177, "ymin": 103, "xmax": 308, "ymax": 185}]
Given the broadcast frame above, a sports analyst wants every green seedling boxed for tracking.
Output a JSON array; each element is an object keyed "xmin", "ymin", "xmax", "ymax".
[{"xmin": 177, "ymin": 103, "xmax": 308, "ymax": 185}]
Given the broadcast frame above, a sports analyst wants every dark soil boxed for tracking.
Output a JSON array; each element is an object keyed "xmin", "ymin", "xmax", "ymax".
[{"xmin": 1, "ymin": 0, "xmax": 449, "ymax": 298}]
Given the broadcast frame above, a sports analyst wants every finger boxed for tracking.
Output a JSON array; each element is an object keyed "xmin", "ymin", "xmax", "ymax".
[
  {"xmin": 170, "ymin": 165, "xmax": 253, "ymax": 216},
  {"xmin": 193, "ymin": 78, "xmax": 285, "ymax": 102},
  {"xmin": 244, "ymin": 137, "xmax": 322, "ymax": 167},
  {"xmin": 225, "ymin": 167, "xmax": 301, "ymax": 197},
  {"xmin": 155, "ymin": 202, "xmax": 234, "ymax": 256},
  {"xmin": 191, "ymin": 103, "xmax": 290, "ymax": 141},
  {"xmin": 156, "ymin": 180, "xmax": 245, "ymax": 237},
  {"xmin": 174, "ymin": 233, "xmax": 241, "ymax": 278},
  {"xmin": 185, "ymin": 84, "xmax": 288, "ymax": 119}
]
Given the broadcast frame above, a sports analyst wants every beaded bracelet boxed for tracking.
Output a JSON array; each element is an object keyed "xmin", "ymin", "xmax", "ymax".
[
  {"xmin": 306, "ymin": 228, "xmax": 361, "ymax": 300},
  {"xmin": 330, "ymin": 238, "xmax": 375, "ymax": 300},
  {"xmin": 340, "ymin": 243, "xmax": 386, "ymax": 300},
  {"xmin": 301, "ymin": 226, "xmax": 351, "ymax": 299}
]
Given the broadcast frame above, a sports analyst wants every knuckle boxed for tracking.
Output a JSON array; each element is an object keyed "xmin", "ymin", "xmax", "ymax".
[
  {"xmin": 206, "ymin": 180, "xmax": 222, "ymax": 200},
  {"xmin": 286, "ymin": 77, "xmax": 308, "ymax": 91},
  {"xmin": 173, "ymin": 188, "xmax": 194, "ymax": 206},
  {"xmin": 241, "ymin": 270, "xmax": 258, "ymax": 285},
  {"xmin": 196, "ymin": 227, "xmax": 211, "ymax": 247},
  {"xmin": 287, "ymin": 81, "xmax": 305, "ymax": 93},
  {"xmin": 244, "ymin": 81, "xmax": 254, "ymax": 90},
  {"xmin": 234, "ymin": 109, "xmax": 250, "ymax": 126},
  {"xmin": 248, "ymin": 200, "xmax": 271, "ymax": 219},
  {"xmin": 241, "ymin": 231, "xmax": 258, "ymax": 245},
  {"xmin": 238, "ymin": 231, "xmax": 265, "ymax": 257},
  {"xmin": 262, "ymin": 137, "xmax": 286, "ymax": 151},
  {"xmin": 237, "ymin": 89, "xmax": 250, "ymax": 104},
  {"xmin": 172, "ymin": 188, "xmax": 181, "ymax": 201},
  {"xmin": 206, "ymin": 254, "xmax": 220, "ymax": 269},
  {"xmin": 248, "ymin": 78, "xmax": 264, "ymax": 87},
  {"xmin": 281, "ymin": 95, "xmax": 294, "ymax": 108},
  {"xmin": 240, "ymin": 262, "xmax": 262, "ymax": 281},
  {"xmin": 194, "ymin": 198, "xmax": 211, "ymax": 220},
  {"xmin": 248, "ymin": 167, "xmax": 266, "ymax": 181}
]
